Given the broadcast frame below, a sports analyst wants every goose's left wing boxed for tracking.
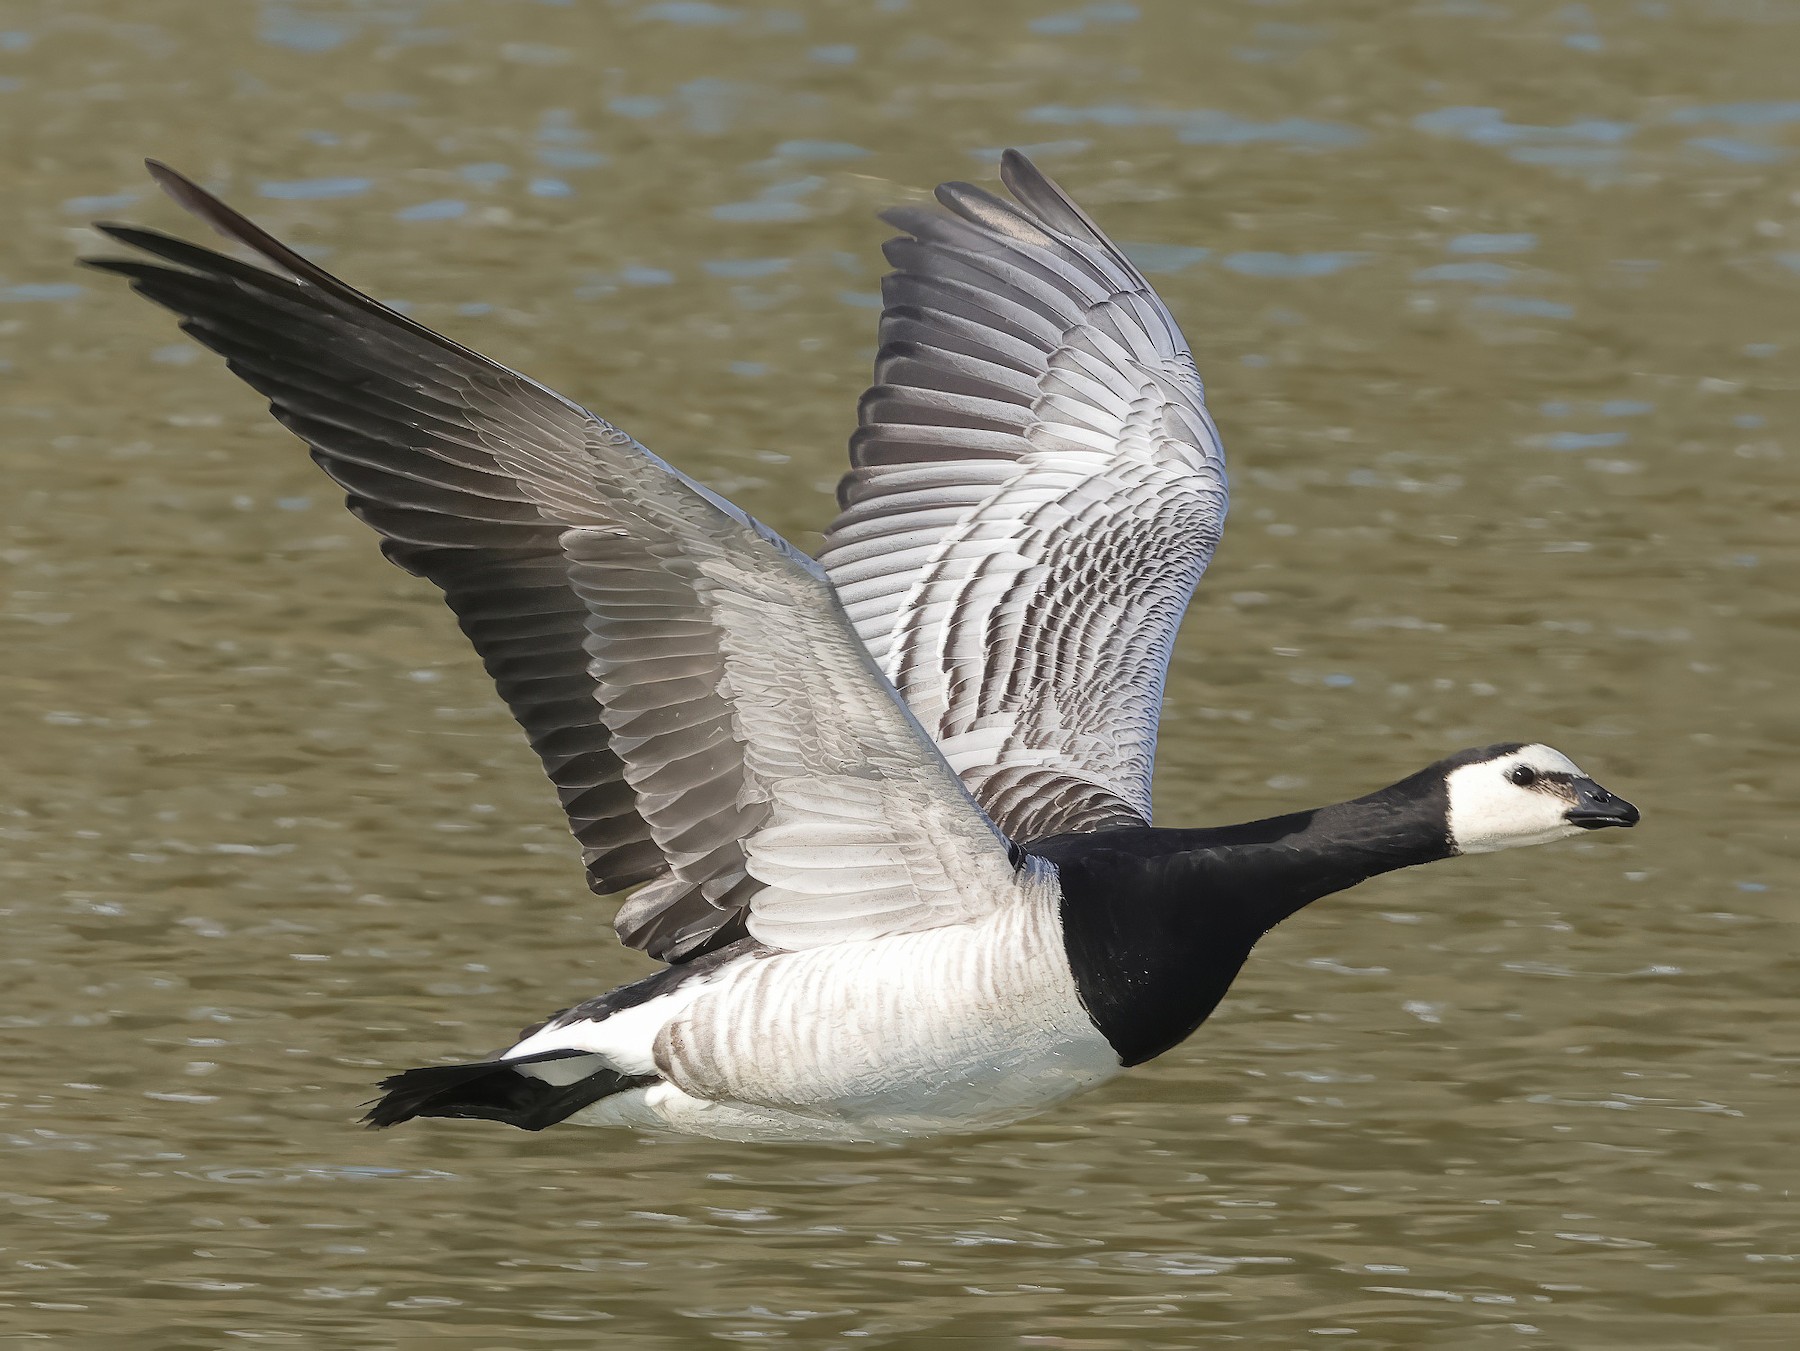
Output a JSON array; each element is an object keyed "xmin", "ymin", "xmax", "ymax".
[
  {"xmin": 819, "ymin": 152, "xmax": 1228, "ymax": 844},
  {"xmin": 90, "ymin": 163, "xmax": 1034, "ymax": 960},
  {"xmin": 508, "ymin": 438, "xmax": 1036, "ymax": 957}
]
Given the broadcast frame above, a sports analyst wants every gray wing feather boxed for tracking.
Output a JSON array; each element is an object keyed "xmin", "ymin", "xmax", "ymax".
[
  {"xmin": 93, "ymin": 162, "xmax": 1023, "ymax": 960},
  {"xmin": 819, "ymin": 150, "xmax": 1228, "ymax": 842},
  {"xmin": 456, "ymin": 401, "xmax": 1027, "ymax": 954},
  {"xmin": 86, "ymin": 196, "xmax": 682, "ymax": 921}
]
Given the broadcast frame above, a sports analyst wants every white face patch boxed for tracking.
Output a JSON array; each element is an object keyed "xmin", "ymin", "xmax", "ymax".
[{"xmin": 1445, "ymin": 743, "xmax": 1590, "ymax": 855}]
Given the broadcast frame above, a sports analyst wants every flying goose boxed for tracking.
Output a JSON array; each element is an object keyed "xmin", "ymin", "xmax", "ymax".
[{"xmin": 90, "ymin": 153, "xmax": 1638, "ymax": 1143}]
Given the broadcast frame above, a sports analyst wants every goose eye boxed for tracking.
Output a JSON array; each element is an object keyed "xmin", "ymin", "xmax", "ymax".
[{"xmin": 1508, "ymin": 765, "xmax": 1538, "ymax": 787}]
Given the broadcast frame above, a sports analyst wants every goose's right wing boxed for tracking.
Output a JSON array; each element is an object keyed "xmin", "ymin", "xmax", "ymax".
[
  {"xmin": 92, "ymin": 163, "xmax": 1033, "ymax": 962},
  {"xmin": 819, "ymin": 152, "xmax": 1228, "ymax": 843}
]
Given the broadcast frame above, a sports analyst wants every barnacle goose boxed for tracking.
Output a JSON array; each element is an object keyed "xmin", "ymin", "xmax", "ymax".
[{"xmin": 90, "ymin": 153, "xmax": 1638, "ymax": 1142}]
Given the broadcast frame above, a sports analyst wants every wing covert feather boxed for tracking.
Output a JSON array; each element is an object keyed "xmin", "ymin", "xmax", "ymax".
[
  {"xmin": 819, "ymin": 150, "xmax": 1228, "ymax": 842},
  {"xmin": 92, "ymin": 162, "xmax": 1029, "ymax": 961}
]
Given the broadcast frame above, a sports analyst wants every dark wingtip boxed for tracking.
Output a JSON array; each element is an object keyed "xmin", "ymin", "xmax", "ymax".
[
  {"xmin": 82, "ymin": 224, "xmax": 166, "ymax": 276},
  {"xmin": 125, "ymin": 156, "xmax": 493, "ymax": 360},
  {"xmin": 144, "ymin": 157, "xmax": 181, "ymax": 187},
  {"xmin": 84, "ymin": 222, "xmax": 176, "ymax": 256},
  {"xmin": 143, "ymin": 159, "xmax": 215, "ymax": 217},
  {"xmin": 994, "ymin": 148, "xmax": 1108, "ymax": 246},
  {"xmin": 140, "ymin": 159, "xmax": 264, "ymax": 247},
  {"xmin": 932, "ymin": 179, "xmax": 983, "ymax": 212},
  {"xmin": 77, "ymin": 243, "xmax": 131, "ymax": 274},
  {"xmin": 998, "ymin": 148, "xmax": 1039, "ymax": 192}
]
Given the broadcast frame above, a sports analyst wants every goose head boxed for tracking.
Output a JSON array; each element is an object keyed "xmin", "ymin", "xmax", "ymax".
[{"xmin": 1441, "ymin": 742, "xmax": 1638, "ymax": 855}]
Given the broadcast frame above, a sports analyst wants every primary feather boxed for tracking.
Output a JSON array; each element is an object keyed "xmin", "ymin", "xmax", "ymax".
[
  {"xmin": 89, "ymin": 161, "xmax": 1031, "ymax": 965},
  {"xmin": 92, "ymin": 154, "xmax": 1632, "ymax": 1145},
  {"xmin": 819, "ymin": 150, "xmax": 1230, "ymax": 844}
]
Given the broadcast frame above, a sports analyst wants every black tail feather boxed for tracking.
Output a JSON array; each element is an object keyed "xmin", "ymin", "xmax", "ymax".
[{"xmin": 363, "ymin": 1051, "xmax": 658, "ymax": 1131}]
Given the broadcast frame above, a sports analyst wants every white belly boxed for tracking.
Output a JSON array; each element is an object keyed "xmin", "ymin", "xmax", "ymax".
[{"xmin": 567, "ymin": 896, "xmax": 1120, "ymax": 1143}]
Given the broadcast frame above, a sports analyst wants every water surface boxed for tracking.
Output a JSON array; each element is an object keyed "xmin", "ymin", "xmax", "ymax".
[{"xmin": 2, "ymin": 0, "xmax": 1796, "ymax": 1344}]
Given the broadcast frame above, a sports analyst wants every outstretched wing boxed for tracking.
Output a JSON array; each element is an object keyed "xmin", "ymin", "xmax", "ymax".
[
  {"xmin": 819, "ymin": 151, "xmax": 1228, "ymax": 844},
  {"xmin": 91, "ymin": 162, "xmax": 1029, "ymax": 961}
]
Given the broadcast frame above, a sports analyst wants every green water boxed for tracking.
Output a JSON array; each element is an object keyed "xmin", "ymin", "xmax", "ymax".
[{"xmin": 1, "ymin": 0, "xmax": 1795, "ymax": 1344}]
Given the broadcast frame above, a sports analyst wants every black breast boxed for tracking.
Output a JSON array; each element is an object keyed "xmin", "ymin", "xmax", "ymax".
[
  {"xmin": 1033, "ymin": 792, "xmax": 1452, "ymax": 1066},
  {"xmin": 1043, "ymin": 843, "xmax": 1265, "ymax": 1067}
]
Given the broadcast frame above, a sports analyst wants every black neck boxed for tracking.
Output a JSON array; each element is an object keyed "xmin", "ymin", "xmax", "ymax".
[{"xmin": 1038, "ymin": 775, "xmax": 1454, "ymax": 1067}]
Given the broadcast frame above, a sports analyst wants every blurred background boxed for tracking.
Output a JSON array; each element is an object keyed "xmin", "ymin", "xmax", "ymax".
[{"xmin": 2, "ymin": 0, "xmax": 1795, "ymax": 1345}]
